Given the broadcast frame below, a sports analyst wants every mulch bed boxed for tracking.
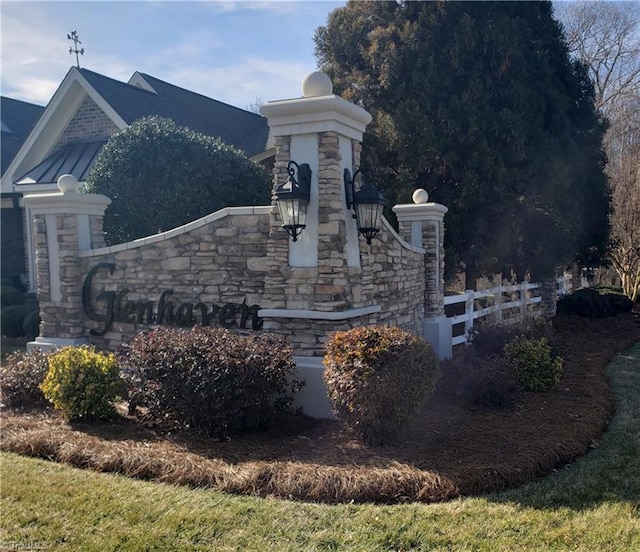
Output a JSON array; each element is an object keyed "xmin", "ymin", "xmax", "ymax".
[{"xmin": 2, "ymin": 312, "xmax": 640, "ymax": 504}]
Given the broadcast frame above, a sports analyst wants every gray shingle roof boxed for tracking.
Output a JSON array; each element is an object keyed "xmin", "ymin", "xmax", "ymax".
[
  {"xmin": 1, "ymin": 97, "xmax": 45, "ymax": 177},
  {"xmin": 78, "ymin": 68, "xmax": 269, "ymax": 157}
]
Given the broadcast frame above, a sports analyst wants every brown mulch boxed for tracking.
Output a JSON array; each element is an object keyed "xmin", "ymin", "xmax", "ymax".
[{"xmin": 2, "ymin": 312, "xmax": 640, "ymax": 504}]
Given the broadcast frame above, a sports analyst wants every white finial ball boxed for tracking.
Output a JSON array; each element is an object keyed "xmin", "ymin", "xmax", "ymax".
[
  {"xmin": 412, "ymin": 188, "xmax": 429, "ymax": 204},
  {"xmin": 57, "ymin": 174, "xmax": 80, "ymax": 193},
  {"xmin": 302, "ymin": 71, "xmax": 333, "ymax": 97}
]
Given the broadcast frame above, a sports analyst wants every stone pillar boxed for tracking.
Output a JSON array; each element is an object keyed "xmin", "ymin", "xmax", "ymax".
[
  {"xmin": 259, "ymin": 72, "xmax": 375, "ymax": 418},
  {"xmin": 393, "ymin": 189, "xmax": 451, "ymax": 359},
  {"xmin": 23, "ymin": 174, "xmax": 111, "ymax": 350},
  {"xmin": 260, "ymin": 72, "xmax": 376, "ymax": 320}
]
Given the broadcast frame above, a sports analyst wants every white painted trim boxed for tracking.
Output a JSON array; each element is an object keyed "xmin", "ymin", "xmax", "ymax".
[
  {"xmin": 340, "ymin": 136, "xmax": 361, "ymax": 268},
  {"xmin": 258, "ymin": 305, "xmax": 381, "ymax": 320},
  {"xmin": 127, "ymin": 72, "xmax": 158, "ymax": 93},
  {"xmin": 77, "ymin": 214, "xmax": 91, "ymax": 251},
  {"xmin": 250, "ymin": 147, "xmax": 276, "ymax": 164},
  {"xmin": 288, "ymin": 134, "xmax": 319, "ymax": 267},
  {"xmin": 78, "ymin": 205, "xmax": 273, "ymax": 258}
]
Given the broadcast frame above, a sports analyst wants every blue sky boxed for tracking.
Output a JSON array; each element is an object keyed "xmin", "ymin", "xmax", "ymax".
[{"xmin": 1, "ymin": 0, "xmax": 346, "ymax": 109}]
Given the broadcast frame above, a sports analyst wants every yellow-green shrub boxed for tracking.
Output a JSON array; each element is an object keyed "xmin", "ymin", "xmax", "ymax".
[
  {"xmin": 40, "ymin": 346, "xmax": 121, "ymax": 420},
  {"xmin": 324, "ymin": 325, "xmax": 440, "ymax": 445},
  {"xmin": 503, "ymin": 336, "xmax": 563, "ymax": 392}
]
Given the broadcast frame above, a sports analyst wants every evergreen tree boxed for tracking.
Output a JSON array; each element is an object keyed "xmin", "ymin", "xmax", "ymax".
[{"xmin": 315, "ymin": 0, "xmax": 609, "ymax": 283}]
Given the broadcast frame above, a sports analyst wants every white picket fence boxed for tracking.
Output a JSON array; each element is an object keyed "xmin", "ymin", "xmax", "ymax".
[{"xmin": 444, "ymin": 275, "xmax": 572, "ymax": 347}]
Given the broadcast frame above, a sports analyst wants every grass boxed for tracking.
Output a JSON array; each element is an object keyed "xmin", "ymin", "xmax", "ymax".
[{"xmin": 1, "ymin": 343, "xmax": 639, "ymax": 551}]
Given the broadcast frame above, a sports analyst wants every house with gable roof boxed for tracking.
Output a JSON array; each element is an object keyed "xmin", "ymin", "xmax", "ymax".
[{"xmin": 1, "ymin": 66, "xmax": 274, "ymax": 291}]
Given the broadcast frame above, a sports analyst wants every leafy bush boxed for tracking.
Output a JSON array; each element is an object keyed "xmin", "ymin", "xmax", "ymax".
[
  {"xmin": 557, "ymin": 287, "xmax": 633, "ymax": 317},
  {"xmin": 118, "ymin": 327, "xmax": 301, "ymax": 436},
  {"xmin": 1, "ymin": 286, "xmax": 24, "ymax": 307},
  {"xmin": 40, "ymin": 346, "xmax": 122, "ymax": 420},
  {"xmin": 450, "ymin": 351, "xmax": 519, "ymax": 409},
  {"xmin": 84, "ymin": 116, "xmax": 272, "ymax": 245},
  {"xmin": 0, "ymin": 349, "xmax": 50, "ymax": 410},
  {"xmin": 503, "ymin": 337, "xmax": 563, "ymax": 392},
  {"xmin": 1, "ymin": 305, "xmax": 32, "ymax": 337},
  {"xmin": 323, "ymin": 325, "xmax": 440, "ymax": 445},
  {"xmin": 22, "ymin": 310, "xmax": 41, "ymax": 340}
]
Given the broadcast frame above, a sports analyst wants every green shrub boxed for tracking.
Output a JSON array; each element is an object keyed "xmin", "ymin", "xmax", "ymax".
[
  {"xmin": 323, "ymin": 325, "xmax": 440, "ymax": 445},
  {"xmin": 1, "ymin": 305, "xmax": 32, "ymax": 337},
  {"xmin": 0, "ymin": 286, "xmax": 25, "ymax": 307},
  {"xmin": 22, "ymin": 310, "xmax": 41, "ymax": 340},
  {"xmin": 503, "ymin": 337, "xmax": 563, "ymax": 392},
  {"xmin": 118, "ymin": 327, "xmax": 301, "ymax": 437},
  {"xmin": 455, "ymin": 352, "xmax": 519, "ymax": 409},
  {"xmin": 557, "ymin": 287, "xmax": 633, "ymax": 317},
  {"xmin": 40, "ymin": 346, "xmax": 122, "ymax": 421},
  {"xmin": 0, "ymin": 349, "xmax": 50, "ymax": 410}
]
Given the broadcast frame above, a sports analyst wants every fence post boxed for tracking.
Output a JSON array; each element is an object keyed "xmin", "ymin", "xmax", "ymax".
[
  {"xmin": 521, "ymin": 281, "xmax": 528, "ymax": 318},
  {"xmin": 494, "ymin": 288, "xmax": 503, "ymax": 324},
  {"xmin": 464, "ymin": 290, "xmax": 474, "ymax": 340}
]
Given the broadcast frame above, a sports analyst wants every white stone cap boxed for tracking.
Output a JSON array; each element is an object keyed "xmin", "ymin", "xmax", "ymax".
[
  {"xmin": 23, "ymin": 190, "xmax": 111, "ymax": 216},
  {"xmin": 260, "ymin": 71, "xmax": 372, "ymax": 140},
  {"xmin": 393, "ymin": 202, "xmax": 448, "ymax": 222}
]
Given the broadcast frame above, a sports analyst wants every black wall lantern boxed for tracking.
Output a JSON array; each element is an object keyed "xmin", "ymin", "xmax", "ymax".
[
  {"xmin": 275, "ymin": 160, "xmax": 312, "ymax": 241},
  {"xmin": 344, "ymin": 168, "xmax": 385, "ymax": 245}
]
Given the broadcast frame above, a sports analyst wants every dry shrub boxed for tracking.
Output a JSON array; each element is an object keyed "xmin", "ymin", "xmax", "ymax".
[
  {"xmin": 0, "ymin": 349, "xmax": 50, "ymax": 410},
  {"xmin": 118, "ymin": 327, "xmax": 301, "ymax": 437},
  {"xmin": 324, "ymin": 326, "xmax": 439, "ymax": 446}
]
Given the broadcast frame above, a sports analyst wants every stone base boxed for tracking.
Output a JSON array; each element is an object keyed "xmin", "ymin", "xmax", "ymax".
[
  {"xmin": 291, "ymin": 356, "xmax": 335, "ymax": 419},
  {"xmin": 27, "ymin": 336, "xmax": 89, "ymax": 352},
  {"xmin": 423, "ymin": 315, "xmax": 453, "ymax": 360}
]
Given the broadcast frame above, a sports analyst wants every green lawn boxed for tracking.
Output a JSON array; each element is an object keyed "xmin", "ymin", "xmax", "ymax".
[{"xmin": 1, "ymin": 344, "xmax": 639, "ymax": 551}]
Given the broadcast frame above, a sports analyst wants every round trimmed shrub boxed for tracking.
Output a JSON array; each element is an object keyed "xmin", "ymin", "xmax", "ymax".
[
  {"xmin": 0, "ymin": 349, "xmax": 50, "ymax": 410},
  {"xmin": 323, "ymin": 325, "xmax": 440, "ymax": 445},
  {"xmin": 503, "ymin": 336, "xmax": 563, "ymax": 392},
  {"xmin": 557, "ymin": 287, "xmax": 633, "ymax": 317},
  {"xmin": 118, "ymin": 327, "xmax": 301, "ymax": 436},
  {"xmin": 1, "ymin": 305, "xmax": 32, "ymax": 337},
  {"xmin": 40, "ymin": 346, "xmax": 122, "ymax": 420}
]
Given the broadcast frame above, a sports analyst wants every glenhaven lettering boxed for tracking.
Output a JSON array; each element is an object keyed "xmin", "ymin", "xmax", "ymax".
[{"xmin": 82, "ymin": 263, "xmax": 263, "ymax": 336}]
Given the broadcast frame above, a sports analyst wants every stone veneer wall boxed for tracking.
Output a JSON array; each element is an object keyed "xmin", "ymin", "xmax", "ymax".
[
  {"xmin": 77, "ymin": 209, "xmax": 271, "ymax": 351},
  {"xmin": 51, "ymin": 96, "xmax": 119, "ymax": 154},
  {"xmin": 63, "ymin": 201, "xmax": 425, "ymax": 356}
]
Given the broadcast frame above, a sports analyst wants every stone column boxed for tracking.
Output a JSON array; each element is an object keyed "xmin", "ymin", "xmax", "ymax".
[
  {"xmin": 393, "ymin": 189, "xmax": 451, "ymax": 359},
  {"xmin": 23, "ymin": 174, "xmax": 111, "ymax": 350},
  {"xmin": 259, "ymin": 72, "xmax": 375, "ymax": 418},
  {"xmin": 260, "ymin": 71, "xmax": 373, "ymax": 315}
]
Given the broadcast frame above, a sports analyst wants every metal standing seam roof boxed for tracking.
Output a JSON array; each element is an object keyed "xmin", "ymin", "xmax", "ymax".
[{"xmin": 15, "ymin": 139, "xmax": 107, "ymax": 185}]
